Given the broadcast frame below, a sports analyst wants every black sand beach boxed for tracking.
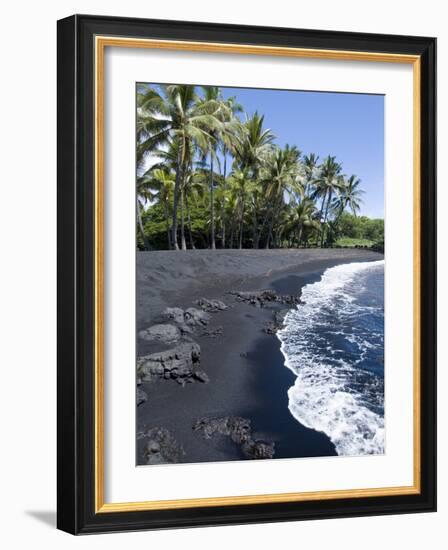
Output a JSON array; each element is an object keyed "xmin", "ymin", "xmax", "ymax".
[{"xmin": 136, "ymin": 249, "xmax": 383, "ymax": 465}]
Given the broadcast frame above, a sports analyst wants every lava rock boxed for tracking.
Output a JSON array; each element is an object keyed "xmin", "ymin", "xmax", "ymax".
[
  {"xmin": 195, "ymin": 298, "xmax": 228, "ymax": 312},
  {"xmin": 137, "ymin": 342, "xmax": 206, "ymax": 385},
  {"xmin": 230, "ymin": 290, "xmax": 301, "ymax": 308},
  {"xmin": 163, "ymin": 307, "xmax": 185, "ymax": 325},
  {"xmin": 263, "ymin": 309, "xmax": 288, "ymax": 335},
  {"xmin": 201, "ymin": 326, "xmax": 223, "ymax": 338},
  {"xmin": 242, "ymin": 440, "xmax": 275, "ymax": 459},
  {"xmin": 194, "ymin": 370, "xmax": 210, "ymax": 383},
  {"xmin": 142, "ymin": 427, "xmax": 184, "ymax": 464},
  {"xmin": 193, "ymin": 416, "xmax": 275, "ymax": 460},
  {"xmin": 184, "ymin": 308, "xmax": 210, "ymax": 327},
  {"xmin": 137, "ymin": 387, "xmax": 148, "ymax": 406},
  {"xmin": 138, "ymin": 323, "xmax": 181, "ymax": 343}
]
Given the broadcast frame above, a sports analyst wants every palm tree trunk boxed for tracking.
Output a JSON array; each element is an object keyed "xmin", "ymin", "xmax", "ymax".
[
  {"xmin": 185, "ymin": 194, "xmax": 196, "ymax": 249},
  {"xmin": 265, "ymin": 224, "xmax": 273, "ymax": 249},
  {"xmin": 297, "ymin": 225, "xmax": 303, "ymax": 248},
  {"xmin": 265, "ymin": 198, "xmax": 280, "ymax": 249},
  {"xmin": 277, "ymin": 227, "xmax": 284, "ymax": 248},
  {"xmin": 261, "ymin": 209, "xmax": 271, "ymax": 249},
  {"xmin": 229, "ymin": 219, "xmax": 235, "ymax": 249},
  {"xmin": 137, "ymin": 199, "xmax": 150, "ymax": 251},
  {"xmin": 318, "ymin": 190, "xmax": 327, "ymax": 248},
  {"xmin": 334, "ymin": 205, "xmax": 345, "ymax": 227},
  {"xmin": 221, "ymin": 152, "xmax": 227, "ymax": 248},
  {"xmin": 238, "ymin": 201, "xmax": 245, "ymax": 249},
  {"xmin": 164, "ymin": 200, "xmax": 171, "ymax": 250},
  {"xmin": 252, "ymin": 205, "xmax": 259, "ymax": 249},
  {"xmin": 321, "ymin": 189, "xmax": 333, "ymax": 247},
  {"xmin": 303, "ymin": 181, "xmax": 308, "ymax": 198},
  {"xmin": 180, "ymin": 188, "xmax": 187, "ymax": 250},
  {"xmin": 171, "ymin": 146, "xmax": 183, "ymax": 251},
  {"xmin": 210, "ymin": 151, "xmax": 216, "ymax": 250}
]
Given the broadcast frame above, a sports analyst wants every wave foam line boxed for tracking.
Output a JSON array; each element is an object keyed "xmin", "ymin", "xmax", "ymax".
[{"xmin": 277, "ymin": 260, "xmax": 385, "ymax": 456}]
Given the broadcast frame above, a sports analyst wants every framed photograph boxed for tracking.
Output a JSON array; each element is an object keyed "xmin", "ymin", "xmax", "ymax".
[{"xmin": 57, "ymin": 14, "xmax": 436, "ymax": 534}]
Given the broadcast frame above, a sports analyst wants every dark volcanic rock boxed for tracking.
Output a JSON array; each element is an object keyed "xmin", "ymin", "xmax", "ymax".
[
  {"xmin": 137, "ymin": 341, "xmax": 206, "ymax": 386},
  {"xmin": 161, "ymin": 307, "xmax": 194, "ymax": 335},
  {"xmin": 230, "ymin": 290, "xmax": 300, "ymax": 308},
  {"xmin": 201, "ymin": 325, "xmax": 223, "ymax": 338},
  {"xmin": 142, "ymin": 427, "xmax": 184, "ymax": 464},
  {"xmin": 263, "ymin": 322, "xmax": 277, "ymax": 335},
  {"xmin": 193, "ymin": 370, "xmax": 210, "ymax": 383},
  {"xmin": 163, "ymin": 307, "xmax": 185, "ymax": 325},
  {"xmin": 162, "ymin": 306, "xmax": 210, "ymax": 328},
  {"xmin": 193, "ymin": 416, "xmax": 275, "ymax": 460},
  {"xmin": 184, "ymin": 307, "xmax": 211, "ymax": 327},
  {"xmin": 242, "ymin": 439, "xmax": 275, "ymax": 459},
  {"xmin": 195, "ymin": 298, "xmax": 228, "ymax": 312},
  {"xmin": 138, "ymin": 323, "xmax": 181, "ymax": 343},
  {"xmin": 137, "ymin": 387, "xmax": 148, "ymax": 406},
  {"xmin": 263, "ymin": 309, "xmax": 288, "ymax": 335},
  {"xmin": 193, "ymin": 416, "xmax": 250, "ymax": 441}
]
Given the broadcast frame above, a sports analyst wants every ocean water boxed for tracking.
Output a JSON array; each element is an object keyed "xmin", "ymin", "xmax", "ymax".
[{"xmin": 277, "ymin": 260, "xmax": 385, "ymax": 456}]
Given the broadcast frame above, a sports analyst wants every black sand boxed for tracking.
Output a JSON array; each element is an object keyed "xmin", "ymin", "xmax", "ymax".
[{"xmin": 136, "ymin": 249, "xmax": 383, "ymax": 465}]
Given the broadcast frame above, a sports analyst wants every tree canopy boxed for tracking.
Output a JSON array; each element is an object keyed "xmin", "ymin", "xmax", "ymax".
[{"xmin": 136, "ymin": 84, "xmax": 384, "ymax": 252}]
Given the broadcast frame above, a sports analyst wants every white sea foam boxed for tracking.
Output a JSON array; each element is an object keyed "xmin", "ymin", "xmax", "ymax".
[{"xmin": 277, "ymin": 260, "xmax": 385, "ymax": 456}]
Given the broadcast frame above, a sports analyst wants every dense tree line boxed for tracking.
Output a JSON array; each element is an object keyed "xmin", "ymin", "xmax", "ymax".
[{"xmin": 137, "ymin": 84, "xmax": 383, "ymax": 251}]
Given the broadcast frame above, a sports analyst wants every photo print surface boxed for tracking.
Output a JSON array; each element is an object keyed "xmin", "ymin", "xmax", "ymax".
[{"xmin": 135, "ymin": 83, "xmax": 385, "ymax": 466}]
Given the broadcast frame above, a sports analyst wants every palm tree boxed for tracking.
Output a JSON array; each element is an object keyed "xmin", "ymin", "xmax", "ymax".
[
  {"xmin": 233, "ymin": 112, "xmax": 274, "ymax": 172},
  {"xmin": 303, "ymin": 153, "xmax": 320, "ymax": 197},
  {"xmin": 137, "ymin": 84, "xmax": 222, "ymax": 250},
  {"xmin": 138, "ymin": 168, "xmax": 175, "ymax": 249},
  {"xmin": 228, "ymin": 168, "xmax": 253, "ymax": 249},
  {"xmin": 262, "ymin": 145, "xmax": 303, "ymax": 248},
  {"xmin": 136, "ymin": 175, "xmax": 152, "ymax": 250},
  {"xmin": 183, "ymin": 168, "xmax": 206, "ymax": 250},
  {"xmin": 233, "ymin": 112, "xmax": 275, "ymax": 248},
  {"xmin": 197, "ymin": 87, "xmax": 230, "ymax": 249},
  {"xmin": 287, "ymin": 197, "xmax": 319, "ymax": 246},
  {"xmin": 248, "ymin": 182, "xmax": 265, "ymax": 249},
  {"xmin": 333, "ymin": 174, "xmax": 364, "ymax": 218},
  {"xmin": 218, "ymin": 96, "xmax": 243, "ymax": 248},
  {"xmin": 313, "ymin": 155, "xmax": 343, "ymax": 246},
  {"xmin": 136, "ymin": 84, "xmax": 371, "ymax": 252},
  {"xmin": 225, "ymin": 192, "xmax": 240, "ymax": 249},
  {"xmin": 153, "ymin": 139, "xmax": 193, "ymax": 250}
]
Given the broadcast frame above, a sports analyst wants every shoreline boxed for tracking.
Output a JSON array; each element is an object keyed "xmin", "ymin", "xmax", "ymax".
[{"xmin": 136, "ymin": 249, "xmax": 383, "ymax": 465}]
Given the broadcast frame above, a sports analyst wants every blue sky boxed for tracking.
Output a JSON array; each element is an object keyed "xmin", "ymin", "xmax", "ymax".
[{"xmin": 222, "ymin": 87, "xmax": 384, "ymax": 219}]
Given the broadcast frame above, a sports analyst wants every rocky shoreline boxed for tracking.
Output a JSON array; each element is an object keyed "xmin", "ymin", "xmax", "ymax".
[
  {"xmin": 137, "ymin": 288, "xmax": 297, "ymax": 464},
  {"xmin": 136, "ymin": 249, "xmax": 383, "ymax": 466}
]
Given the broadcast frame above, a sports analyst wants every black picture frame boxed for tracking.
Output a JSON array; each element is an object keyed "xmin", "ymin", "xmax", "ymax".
[{"xmin": 57, "ymin": 14, "xmax": 436, "ymax": 534}]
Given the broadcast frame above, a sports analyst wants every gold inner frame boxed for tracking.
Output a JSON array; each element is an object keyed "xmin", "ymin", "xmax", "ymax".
[{"xmin": 94, "ymin": 36, "xmax": 421, "ymax": 514}]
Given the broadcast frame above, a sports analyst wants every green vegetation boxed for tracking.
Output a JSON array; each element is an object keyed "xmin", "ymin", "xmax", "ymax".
[
  {"xmin": 335, "ymin": 237, "xmax": 374, "ymax": 248},
  {"xmin": 137, "ymin": 84, "xmax": 383, "ymax": 251}
]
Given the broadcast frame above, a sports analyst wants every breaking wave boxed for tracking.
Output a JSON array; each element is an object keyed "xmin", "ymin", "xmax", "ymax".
[{"xmin": 277, "ymin": 260, "xmax": 385, "ymax": 456}]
